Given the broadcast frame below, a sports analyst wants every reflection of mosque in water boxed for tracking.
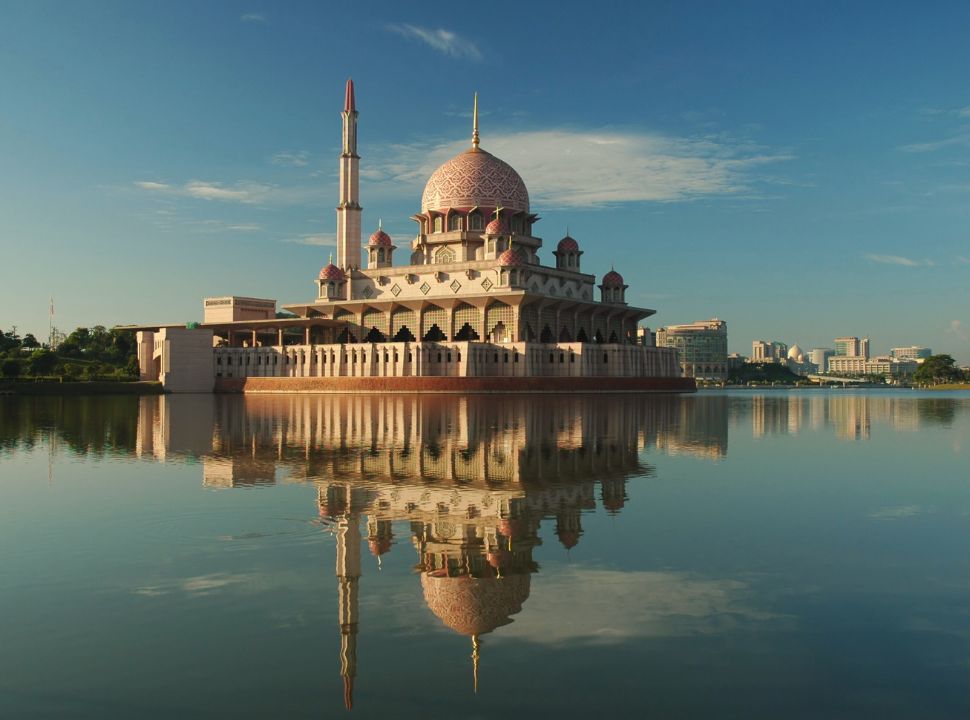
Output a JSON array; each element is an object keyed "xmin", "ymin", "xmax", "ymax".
[{"xmin": 132, "ymin": 393, "xmax": 727, "ymax": 709}]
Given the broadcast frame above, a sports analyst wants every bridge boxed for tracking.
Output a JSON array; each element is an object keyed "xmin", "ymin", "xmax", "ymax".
[{"xmin": 807, "ymin": 374, "xmax": 870, "ymax": 385}]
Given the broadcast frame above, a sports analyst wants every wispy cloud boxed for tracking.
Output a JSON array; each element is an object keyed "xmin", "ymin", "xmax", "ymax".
[
  {"xmin": 901, "ymin": 133, "xmax": 970, "ymax": 153},
  {"xmin": 271, "ymin": 150, "xmax": 310, "ymax": 167},
  {"xmin": 495, "ymin": 568, "xmax": 785, "ymax": 646},
  {"xmin": 869, "ymin": 505, "xmax": 934, "ymax": 520},
  {"xmin": 363, "ymin": 129, "xmax": 790, "ymax": 208},
  {"xmin": 281, "ymin": 233, "xmax": 337, "ymax": 246},
  {"xmin": 949, "ymin": 320, "xmax": 970, "ymax": 343},
  {"xmin": 865, "ymin": 254, "xmax": 934, "ymax": 267},
  {"xmin": 134, "ymin": 179, "xmax": 321, "ymax": 206},
  {"xmin": 385, "ymin": 24, "xmax": 482, "ymax": 61},
  {"xmin": 956, "ymin": 256, "xmax": 970, "ymax": 265},
  {"xmin": 240, "ymin": 13, "xmax": 266, "ymax": 23}
]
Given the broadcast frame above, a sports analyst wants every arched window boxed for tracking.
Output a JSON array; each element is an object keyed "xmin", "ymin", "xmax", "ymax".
[
  {"xmin": 435, "ymin": 247, "xmax": 455, "ymax": 264},
  {"xmin": 468, "ymin": 212, "xmax": 483, "ymax": 230},
  {"xmin": 448, "ymin": 214, "xmax": 462, "ymax": 231},
  {"xmin": 433, "ymin": 216, "xmax": 443, "ymax": 233}
]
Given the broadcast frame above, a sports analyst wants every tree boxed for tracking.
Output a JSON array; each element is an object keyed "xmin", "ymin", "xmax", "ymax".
[
  {"xmin": 28, "ymin": 349, "xmax": 58, "ymax": 375},
  {"xmin": 125, "ymin": 355, "xmax": 141, "ymax": 378},
  {"xmin": 1, "ymin": 358, "xmax": 21, "ymax": 378},
  {"xmin": 914, "ymin": 354, "xmax": 962, "ymax": 385},
  {"xmin": 21, "ymin": 333, "xmax": 40, "ymax": 349}
]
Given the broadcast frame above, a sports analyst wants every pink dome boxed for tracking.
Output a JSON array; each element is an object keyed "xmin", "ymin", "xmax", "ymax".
[
  {"xmin": 368, "ymin": 228, "xmax": 392, "ymax": 247},
  {"xmin": 421, "ymin": 572, "xmax": 531, "ymax": 636},
  {"xmin": 485, "ymin": 217, "xmax": 507, "ymax": 235},
  {"xmin": 601, "ymin": 269, "xmax": 624, "ymax": 287},
  {"xmin": 421, "ymin": 149, "xmax": 530, "ymax": 214},
  {"xmin": 319, "ymin": 263, "xmax": 345, "ymax": 281},
  {"xmin": 557, "ymin": 235, "xmax": 579, "ymax": 252},
  {"xmin": 497, "ymin": 248, "xmax": 525, "ymax": 267}
]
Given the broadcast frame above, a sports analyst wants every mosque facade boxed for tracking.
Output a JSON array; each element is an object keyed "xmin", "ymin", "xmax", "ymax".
[{"xmin": 131, "ymin": 80, "xmax": 691, "ymax": 393}]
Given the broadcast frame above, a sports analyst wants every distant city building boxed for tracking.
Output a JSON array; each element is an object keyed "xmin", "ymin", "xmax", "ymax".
[
  {"xmin": 657, "ymin": 319, "xmax": 728, "ymax": 381},
  {"xmin": 810, "ymin": 348, "xmax": 834, "ymax": 372},
  {"xmin": 835, "ymin": 336, "xmax": 870, "ymax": 360},
  {"xmin": 751, "ymin": 339, "xmax": 787, "ymax": 363},
  {"xmin": 727, "ymin": 353, "xmax": 746, "ymax": 370},
  {"xmin": 827, "ymin": 355, "xmax": 918, "ymax": 379},
  {"xmin": 891, "ymin": 346, "xmax": 931, "ymax": 362}
]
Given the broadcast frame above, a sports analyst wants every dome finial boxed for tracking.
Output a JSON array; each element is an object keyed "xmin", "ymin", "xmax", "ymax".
[
  {"xmin": 329, "ymin": 252, "xmax": 333, "ymax": 264},
  {"xmin": 472, "ymin": 92, "xmax": 480, "ymax": 149},
  {"xmin": 378, "ymin": 218, "xmax": 382, "ymax": 231}
]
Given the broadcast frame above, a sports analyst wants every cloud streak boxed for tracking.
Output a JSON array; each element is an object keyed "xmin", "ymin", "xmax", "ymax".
[
  {"xmin": 865, "ymin": 254, "xmax": 933, "ymax": 267},
  {"xmin": 134, "ymin": 179, "xmax": 322, "ymax": 206},
  {"xmin": 363, "ymin": 129, "xmax": 790, "ymax": 208},
  {"xmin": 386, "ymin": 24, "xmax": 482, "ymax": 61},
  {"xmin": 271, "ymin": 150, "xmax": 310, "ymax": 167},
  {"xmin": 240, "ymin": 13, "xmax": 266, "ymax": 23},
  {"xmin": 281, "ymin": 233, "xmax": 337, "ymax": 246}
]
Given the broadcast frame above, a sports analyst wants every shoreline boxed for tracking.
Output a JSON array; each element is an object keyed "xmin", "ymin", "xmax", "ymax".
[{"xmin": 0, "ymin": 381, "xmax": 163, "ymax": 396}]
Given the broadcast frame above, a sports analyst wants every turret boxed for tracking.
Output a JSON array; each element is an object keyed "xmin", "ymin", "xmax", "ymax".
[
  {"xmin": 599, "ymin": 268, "xmax": 627, "ymax": 305},
  {"xmin": 554, "ymin": 232, "xmax": 582, "ymax": 271},
  {"xmin": 366, "ymin": 220, "xmax": 395, "ymax": 269}
]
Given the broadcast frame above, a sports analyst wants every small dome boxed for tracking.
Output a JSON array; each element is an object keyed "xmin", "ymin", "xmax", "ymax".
[
  {"xmin": 497, "ymin": 248, "xmax": 525, "ymax": 267},
  {"xmin": 368, "ymin": 228, "xmax": 392, "ymax": 247},
  {"xmin": 319, "ymin": 263, "xmax": 345, "ymax": 281},
  {"xmin": 787, "ymin": 344, "xmax": 804, "ymax": 361},
  {"xmin": 485, "ymin": 217, "xmax": 508, "ymax": 235},
  {"xmin": 557, "ymin": 235, "xmax": 579, "ymax": 252},
  {"xmin": 601, "ymin": 269, "xmax": 624, "ymax": 287}
]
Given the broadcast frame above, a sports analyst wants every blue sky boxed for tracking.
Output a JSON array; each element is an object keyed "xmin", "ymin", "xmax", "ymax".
[{"xmin": 2, "ymin": 0, "xmax": 969, "ymax": 360}]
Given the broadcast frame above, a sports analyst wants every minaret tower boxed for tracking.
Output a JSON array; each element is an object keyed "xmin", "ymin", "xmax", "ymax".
[
  {"xmin": 336, "ymin": 78, "xmax": 362, "ymax": 270},
  {"xmin": 335, "ymin": 503, "xmax": 361, "ymax": 710}
]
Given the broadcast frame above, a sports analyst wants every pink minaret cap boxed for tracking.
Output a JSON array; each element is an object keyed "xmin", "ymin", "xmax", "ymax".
[{"xmin": 344, "ymin": 78, "xmax": 356, "ymax": 112}]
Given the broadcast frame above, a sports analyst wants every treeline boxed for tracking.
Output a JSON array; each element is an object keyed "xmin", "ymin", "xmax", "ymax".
[
  {"xmin": 913, "ymin": 355, "xmax": 969, "ymax": 385},
  {"xmin": 0, "ymin": 326, "xmax": 140, "ymax": 381}
]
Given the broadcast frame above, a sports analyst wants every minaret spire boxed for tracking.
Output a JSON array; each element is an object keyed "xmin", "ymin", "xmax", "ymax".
[
  {"xmin": 336, "ymin": 79, "xmax": 362, "ymax": 270},
  {"xmin": 335, "ymin": 500, "xmax": 361, "ymax": 711},
  {"xmin": 472, "ymin": 92, "xmax": 480, "ymax": 150}
]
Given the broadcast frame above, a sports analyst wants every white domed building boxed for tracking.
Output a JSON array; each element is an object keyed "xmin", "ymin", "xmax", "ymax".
[{"xmin": 133, "ymin": 80, "xmax": 690, "ymax": 393}]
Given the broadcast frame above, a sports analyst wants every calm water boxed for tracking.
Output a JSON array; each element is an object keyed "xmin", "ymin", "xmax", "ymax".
[{"xmin": 2, "ymin": 390, "xmax": 970, "ymax": 719}]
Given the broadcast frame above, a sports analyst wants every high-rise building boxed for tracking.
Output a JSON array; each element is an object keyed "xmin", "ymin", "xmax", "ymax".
[
  {"xmin": 810, "ymin": 348, "xmax": 834, "ymax": 372},
  {"xmin": 835, "ymin": 336, "xmax": 860, "ymax": 357},
  {"xmin": 891, "ymin": 346, "xmax": 931, "ymax": 361},
  {"xmin": 657, "ymin": 319, "xmax": 728, "ymax": 381},
  {"xmin": 752, "ymin": 339, "xmax": 787, "ymax": 363}
]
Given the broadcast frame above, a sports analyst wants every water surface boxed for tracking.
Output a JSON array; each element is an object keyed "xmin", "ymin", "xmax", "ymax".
[{"xmin": 2, "ymin": 390, "xmax": 970, "ymax": 718}]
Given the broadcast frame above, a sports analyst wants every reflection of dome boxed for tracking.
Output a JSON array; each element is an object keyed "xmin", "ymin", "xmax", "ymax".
[
  {"xmin": 368, "ymin": 538, "xmax": 392, "ymax": 556},
  {"xmin": 421, "ymin": 149, "xmax": 530, "ymax": 214},
  {"xmin": 602, "ymin": 269, "xmax": 624, "ymax": 287},
  {"xmin": 319, "ymin": 263, "xmax": 345, "ymax": 281},
  {"xmin": 421, "ymin": 572, "xmax": 531, "ymax": 636}
]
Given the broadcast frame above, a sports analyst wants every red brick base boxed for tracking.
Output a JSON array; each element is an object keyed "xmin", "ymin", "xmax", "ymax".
[{"xmin": 214, "ymin": 376, "xmax": 696, "ymax": 394}]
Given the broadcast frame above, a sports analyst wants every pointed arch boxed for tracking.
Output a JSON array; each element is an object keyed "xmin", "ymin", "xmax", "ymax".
[
  {"xmin": 577, "ymin": 327, "xmax": 589, "ymax": 343},
  {"xmin": 540, "ymin": 325, "xmax": 554, "ymax": 343}
]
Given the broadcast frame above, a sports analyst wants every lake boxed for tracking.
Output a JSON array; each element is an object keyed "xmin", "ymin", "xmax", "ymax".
[{"xmin": 2, "ymin": 390, "xmax": 970, "ymax": 718}]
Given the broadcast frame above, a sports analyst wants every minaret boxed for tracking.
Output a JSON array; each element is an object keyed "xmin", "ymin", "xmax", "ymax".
[
  {"xmin": 335, "ymin": 506, "xmax": 362, "ymax": 710},
  {"xmin": 336, "ymin": 78, "xmax": 362, "ymax": 271}
]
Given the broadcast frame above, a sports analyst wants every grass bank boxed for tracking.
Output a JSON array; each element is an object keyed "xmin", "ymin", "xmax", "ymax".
[{"xmin": 0, "ymin": 381, "xmax": 163, "ymax": 396}]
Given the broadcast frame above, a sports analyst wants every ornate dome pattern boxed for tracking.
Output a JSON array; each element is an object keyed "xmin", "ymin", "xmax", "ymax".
[
  {"xmin": 498, "ymin": 248, "xmax": 525, "ymax": 267},
  {"xmin": 421, "ymin": 573, "xmax": 531, "ymax": 636},
  {"xmin": 557, "ymin": 235, "xmax": 579, "ymax": 252},
  {"xmin": 602, "ymin": 269, "xmax": 624, "ymax": 287},
  {"xmin": 369, "ymin": 228, "xmax": 392, "ymax": 247},
  {"xmin": 484, "ymin": 217, "xmax": 507, "ymax": 235},
  {"xmin": 421, "ymin": 149, "xmax": 530, "ymax": 214},
  {"xmin": 319, "ymin": 263, "xmax": 346, "ymax": 281}
]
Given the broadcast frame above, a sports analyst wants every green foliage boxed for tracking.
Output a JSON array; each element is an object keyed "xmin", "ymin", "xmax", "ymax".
[
  {"xmin": 124, "ymin": 355, "xmax": 141, "ymax": 378},
  {"xmin": 21, "ymin": 333, "xmax": 40, "ymax": 349},
  {"xmin": 914, "ymin": 354, "xmax": 962, "ymax": 385},
  {"xmin": 28, "ymin": 349, "xmax": 58, "ymax": 375},
  {"xmin": 728, "ymin": 362, "xmax": 803, "ymax": 385},
  {"xmin": 1, "ymin": 358, "xmax": 22, "ymax": 378}
]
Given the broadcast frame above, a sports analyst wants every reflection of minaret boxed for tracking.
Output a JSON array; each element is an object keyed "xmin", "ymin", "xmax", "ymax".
[
  {"xmin": 335, "ymin": 503, "xmax": 361, "ymax": 710},
  {"xmin": 600, "ymin": 476, "xmax": 627, "ymax": 515},
  {"xmin": 336, "ymin": 78, "xmax": 362, "ymax": 271}
]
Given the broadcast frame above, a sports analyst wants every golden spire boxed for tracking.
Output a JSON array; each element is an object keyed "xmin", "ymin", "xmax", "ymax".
[
  {"xmin": 472, "ymin": 92, "xmax": 480, "ymax": 150},
  {"xmin": 328, "ymin": 252, "xmax": 333, "ymax": 264},
  {"xmin": 471, "ymin": 634, "xmax": 481, "ymax": 693}
]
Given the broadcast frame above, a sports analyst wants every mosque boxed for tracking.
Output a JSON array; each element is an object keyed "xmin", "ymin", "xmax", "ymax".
[{"xmin": 131, "ymin": 80, "xmax": 692, "ymax": 393}]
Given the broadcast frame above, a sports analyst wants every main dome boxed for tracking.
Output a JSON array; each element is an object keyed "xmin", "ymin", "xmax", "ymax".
[{"xmin": 421, "ymin": 148, "xmax": 530, "ymax": 214}]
